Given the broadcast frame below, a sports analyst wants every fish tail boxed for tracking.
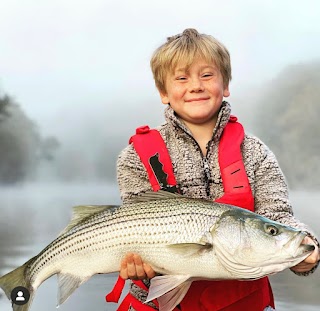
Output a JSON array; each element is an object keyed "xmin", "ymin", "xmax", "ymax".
[{"xmin": 0, "ymin": 257, "xmax": 36, "ymax": 311}]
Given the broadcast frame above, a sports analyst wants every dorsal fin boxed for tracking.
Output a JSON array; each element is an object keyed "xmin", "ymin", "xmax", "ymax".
[
  {"xmin": 130, "ymin": 190, "xmax": 183, "ymax": 203},
  {"xmin": 58, "ymin": 205, "xmax": 118, "ymax": 236}
]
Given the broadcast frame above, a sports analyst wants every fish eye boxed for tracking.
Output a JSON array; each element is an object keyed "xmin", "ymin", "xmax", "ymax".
[{"xmin": 264, "ymin": 224, "xmax": 279, "ymax": 236}]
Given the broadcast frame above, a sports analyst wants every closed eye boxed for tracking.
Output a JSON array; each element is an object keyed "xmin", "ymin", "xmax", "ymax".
[
  {"xmin": 176, "ymin": 76, "xmax": 187, "ymax": 81},
  {"xmin": 202, "ymin": 73, "xmax": 214, "ymax": 78}
]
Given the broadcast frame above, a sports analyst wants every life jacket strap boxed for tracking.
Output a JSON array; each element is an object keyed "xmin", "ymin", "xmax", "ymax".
[
  {"xmin": 129, "ymin": 125, "xmax": 179, "ymax": 193},
  {"xmin": 215, "ymin": 116, "xmax": 254, "ymax": 211},
  {"xmin": 106, "ymin": 276, "xmax": 180, "ymax": 311},
  {"xmin": 105, "ymin": 275, "xmax": 126, "ymax": 303}
]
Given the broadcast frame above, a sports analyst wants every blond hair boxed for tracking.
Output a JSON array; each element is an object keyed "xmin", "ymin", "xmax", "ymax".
[{"xmin": 150, "ymin": 28, "xmax": 231, "ymax": 93}]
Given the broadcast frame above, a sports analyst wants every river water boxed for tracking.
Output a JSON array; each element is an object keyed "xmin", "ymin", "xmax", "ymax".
[{"xmin": 0, "ymin": 183, "xmax": 319, "ymax": 311}]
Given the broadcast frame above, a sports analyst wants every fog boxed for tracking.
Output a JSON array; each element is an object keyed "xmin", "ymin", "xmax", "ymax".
[{"xmin": 0, "ymin": 1, "xmax": 320, "ymax": 184}]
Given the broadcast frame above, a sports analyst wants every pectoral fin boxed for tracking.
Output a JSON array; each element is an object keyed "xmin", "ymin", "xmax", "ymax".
[
  {"xmin": 167, "ymin": 242, "xmax": 212, "ymax": 257},
  {"xmin": 146, "ymin": 275, "xmax": 192, "ymax": 311}
]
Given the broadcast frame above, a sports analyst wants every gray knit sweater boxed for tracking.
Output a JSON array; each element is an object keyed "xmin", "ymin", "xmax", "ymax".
[{"xmin": 116, "ymin": 101, "xmax": 318, "ymax": 310}]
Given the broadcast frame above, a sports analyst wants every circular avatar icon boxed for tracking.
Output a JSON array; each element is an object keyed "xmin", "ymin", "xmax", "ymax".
[{"xmin": 10, "ymin": 286, "xmax": 30, "ymax": 305}]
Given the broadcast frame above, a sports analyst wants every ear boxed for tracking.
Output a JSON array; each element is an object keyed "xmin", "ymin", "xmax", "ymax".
[
  {"xmin": 159, "ymin": 89, "xmax": 170, "ymax": 105},
  {"xmin": 223, "ymin": 85, "xmax": 230, "ymax": 98}
]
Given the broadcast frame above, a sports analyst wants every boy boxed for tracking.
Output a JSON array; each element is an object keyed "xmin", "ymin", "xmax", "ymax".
[{"xmin": 115, "ymin": 28, "xmax": 319, "ymax": 311}]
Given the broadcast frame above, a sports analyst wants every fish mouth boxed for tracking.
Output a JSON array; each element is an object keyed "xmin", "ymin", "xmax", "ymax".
[
  {"xmin": 289, "ymin": 231, "xmax": 315, "ymax": 256},
  {"xmin": 303, "ymin": 244, "xmax": 316, "ymax": 252}
]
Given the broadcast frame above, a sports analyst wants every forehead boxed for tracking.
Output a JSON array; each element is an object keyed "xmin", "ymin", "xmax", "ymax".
[{"xmin": 174, "ymin": 60, "xmax": 218, "ymax": 73}]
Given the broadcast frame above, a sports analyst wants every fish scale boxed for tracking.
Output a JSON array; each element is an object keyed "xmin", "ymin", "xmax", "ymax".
[
  {"xmin": 0, "ymin": 191, "xmax": 313, "ymax": 311},
  {"xmin": 27, "ymin": 197, "xmax": 219, "ymax": 287}
]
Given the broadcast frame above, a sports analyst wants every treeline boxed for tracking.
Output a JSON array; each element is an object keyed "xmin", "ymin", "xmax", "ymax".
[
  {"xmin": 2, "ymin": 61, "xmax": 319, "ymax": 188},
  {"xmin": 253, "ymin": 61, "xmax": 320, "ymax": 189},
  {"xmin": 0, "ymin": 94, "xmax": 59, "ymax": 184}
]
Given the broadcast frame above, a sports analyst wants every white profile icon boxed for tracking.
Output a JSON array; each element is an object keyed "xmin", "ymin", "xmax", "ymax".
[{"xmin": 16, "ymin": 291, "xmax": 25, "ymax": 301}]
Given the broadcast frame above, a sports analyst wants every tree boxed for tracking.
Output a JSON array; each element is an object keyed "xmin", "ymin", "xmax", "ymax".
[
  {"xmin": 0, "ymin": 93, "xmax": 60, "ymax": 184},
  {"xmin": 0, "ymin": 95, "xmax": 11, "ymax": 121},
  {"xmin": 253, "ymin": 61, "xmax": 320, "ymax": 189}
]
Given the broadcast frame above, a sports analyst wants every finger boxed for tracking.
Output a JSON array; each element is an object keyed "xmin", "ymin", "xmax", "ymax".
[
  {"xmin": 302, "ymin": 236, "xmax": 313, "ymax": 244},
  {"xmin": 292, "ymin": 266, "xmax": 314, "ymax": 273},
  {"xmin": 143, "ymin": 263, "xmax": 156, "ymax": 279},
  {"xmin": 291, "ymin": 266, "xmax": 307, "ymax": 273},
  {"xmin": 304, "ymin": 253, "xmax": 318, "ymax": 264},
  {"xmin": 133, "ymin": 254, "xmax": 147, "ymax": 279},
  {"xmin": 304, "ymin": 246, "xmax": 319, "ymax": 264},
  {"xmin": 294, "ymin": 262, "xmax": 313, "ymax": 269},
  {"xmin": 119, "ymin": 257, "xmax": 129, "ymax": 279},
  {"xmin": 291, "ymin": 261, "xmax": 317, "ymax": 272},
  {"xmin": 126, "ymin": 253, "xmax": 138, "ymax": 279}
]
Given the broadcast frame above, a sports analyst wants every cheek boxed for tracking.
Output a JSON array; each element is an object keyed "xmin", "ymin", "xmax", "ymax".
[
  {"xmin": 207, "ymin": 82, "xmax": 226, "ymax": 96},
  {"xmin": 169, "ymin": 86, "xmax": 184, "ymax": 100}
]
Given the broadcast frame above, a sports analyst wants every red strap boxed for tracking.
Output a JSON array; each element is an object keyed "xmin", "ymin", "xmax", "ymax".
[
  {"xmin": 106, "ymin": 275, "xmax": 126, "ymax": 303},
  {"xmin": 215, "ymin": 117, "xmax": 254, "ymax": 211},
  {"xmin": 132, "ymin": 279, "xmax": 149, "ymax": 291},
  {"xmin": 129, "ymin": 125, "xmax": 177, "ymax": 191},
  {"xmin": 107, "ymin": 277, "xmax": 176, "ymax": 311},
  {"xmin": 218, "ymin": 117, "xmax": 246, "ymax": 191},
  {"xmin": 122, "ymin": 294, "xmax": 158, "ymax": 311},
  {"xmin": 118, "ymin": 292, "xmax": 176, "ymax": 311},
  {"xmin": 105, "ymin": 277, "xmax": 149, "ymax": 303},
  {"xmin": 109, "ymin": 293, "xmax": 157, "ymax": 311}
]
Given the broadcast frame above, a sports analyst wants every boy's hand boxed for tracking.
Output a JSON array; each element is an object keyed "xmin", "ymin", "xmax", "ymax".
[
  {"xmin": 119, "ymin": 253, "xmax": 156, "ymax": 280},
  {"xmin": 290, "ymin": 237, "xmax": 320, "ymax": 273}
]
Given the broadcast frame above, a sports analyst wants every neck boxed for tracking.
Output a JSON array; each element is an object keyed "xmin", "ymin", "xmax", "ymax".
[{"xmin": 182, "ymin": 118, "xmax": 217, "ymax": 156}]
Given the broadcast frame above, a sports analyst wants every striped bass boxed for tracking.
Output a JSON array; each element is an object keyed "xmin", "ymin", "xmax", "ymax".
[{"xmin": 0, "ymin": 191, "xmax": 314, "ymax": 311}]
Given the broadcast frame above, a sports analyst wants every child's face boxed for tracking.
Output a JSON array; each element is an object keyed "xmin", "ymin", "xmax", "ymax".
[{"xmin": 159, "ymin": 59, "xmax": 230, "ymax": 127}]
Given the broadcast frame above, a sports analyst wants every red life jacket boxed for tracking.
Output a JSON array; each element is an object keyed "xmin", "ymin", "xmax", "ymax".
[{"xmin": 106, "ymin": 116, "xmax": 275, "ymax": 311}]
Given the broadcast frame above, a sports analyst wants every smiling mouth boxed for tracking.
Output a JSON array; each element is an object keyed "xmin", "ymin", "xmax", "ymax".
[{"xmin": 185, "ymin": 98, "xmax": 210, "ymax": 102}]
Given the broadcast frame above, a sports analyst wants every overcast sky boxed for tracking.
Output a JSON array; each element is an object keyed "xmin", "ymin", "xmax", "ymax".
[{"xmin": 0, "ymin": 0, "xmax": 319, "ymax": 141}]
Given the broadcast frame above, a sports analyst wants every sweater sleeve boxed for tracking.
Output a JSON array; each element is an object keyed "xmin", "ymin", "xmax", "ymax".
[
  {"xmin": 252, "ymin": 138, "xmax": 319, "ymax": 275},
  {"xmin": 116, "ymin": 143, "xmax": 153, "ymax": 203}
]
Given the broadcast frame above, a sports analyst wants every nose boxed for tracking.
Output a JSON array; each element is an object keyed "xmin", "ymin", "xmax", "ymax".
[{"xmin": 189, "ymin": 77, "xmax": 204, "ymax": 92}]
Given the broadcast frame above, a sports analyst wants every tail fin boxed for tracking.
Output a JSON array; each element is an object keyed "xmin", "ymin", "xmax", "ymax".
[{"xmin": 0, "ymin": 257, "xmax": 36, "ymax": 311}]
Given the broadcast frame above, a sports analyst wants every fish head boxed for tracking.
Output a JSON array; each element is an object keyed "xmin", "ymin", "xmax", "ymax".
[{"xmin": 210, "ymin": 207, "xmax": 314, "ymax": 278}]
